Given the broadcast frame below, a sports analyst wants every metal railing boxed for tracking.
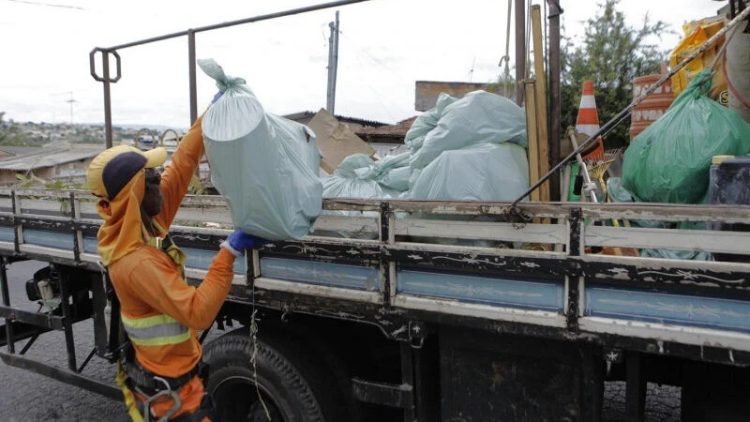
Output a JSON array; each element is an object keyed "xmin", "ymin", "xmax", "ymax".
[{"xmin": 89, "ymin": 0, "xmax": 372, "ymax": 147}]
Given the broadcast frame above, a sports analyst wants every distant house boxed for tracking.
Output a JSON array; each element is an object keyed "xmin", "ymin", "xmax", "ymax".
[
  {"xmin": 284, "ymin": 111, "xmax": 387, "ymax": 133},
  {"xmin": 0, "ymin": 145, "xmax": 103, "ymax": 184},
  {"xmin": 356, "ymin": 117, "xmax": 416, "ymax": 157},
  {"xmin": 415, "ymin": 80, "xmax": 506, "ymax": 111}
]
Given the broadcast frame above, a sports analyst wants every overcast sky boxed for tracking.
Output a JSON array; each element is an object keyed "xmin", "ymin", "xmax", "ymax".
[{"xmin": 0, "ymin": 0, "xmax": 722, "ymax": 129}]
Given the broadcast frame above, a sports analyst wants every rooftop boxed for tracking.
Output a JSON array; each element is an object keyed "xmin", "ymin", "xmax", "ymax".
[
  {"xmin": 0, "ymin": 145, "xmax": 103, "ymax": 171},
  {"xmin": 356, "ymin": 116, "xmax": 417, "ymax": 141},
  {"xmin": 283, "ymin": 111, "xmax": 389, "ymax": 128}
]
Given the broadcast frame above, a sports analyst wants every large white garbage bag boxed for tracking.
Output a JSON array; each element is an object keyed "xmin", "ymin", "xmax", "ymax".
[
  {"xmin": 409, "ymin": 143, "xmax": 529, "ymax": 201},
  {"xmin": 322, "ymin": 154, "xmax": 400, "ymax": 199},
  {"xmin": 199, "ymin": 59, "xmax": 322, "ymax": 240},
  {"xmin": 409, "ymin": 90, "xmax": 527, "ymax": 170}
]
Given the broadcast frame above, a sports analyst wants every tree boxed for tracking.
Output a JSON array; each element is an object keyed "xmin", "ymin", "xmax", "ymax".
[
  {"xmin": 561, "ymin": 0, "xmax": 669, "ymax": 148},
  {"xmin": 0, "ymin": 111, "xmax": 30, "ymax": 146}
]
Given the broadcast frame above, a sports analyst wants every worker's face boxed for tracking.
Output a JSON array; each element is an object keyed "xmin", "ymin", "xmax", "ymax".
[{"xmin": 142, "ymin": 168, "xmax": 163, "ymax": 217}]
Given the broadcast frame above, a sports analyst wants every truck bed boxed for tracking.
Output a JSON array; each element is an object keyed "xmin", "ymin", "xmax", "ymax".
[{"xmin": 2, "ymin": 188, "xmax": 750, "ymax": 367}]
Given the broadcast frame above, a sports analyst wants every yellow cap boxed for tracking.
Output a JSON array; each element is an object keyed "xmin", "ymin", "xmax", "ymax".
[{"xmin": 86, "ymin": 145, "xmax": 167, "ymax": 199}]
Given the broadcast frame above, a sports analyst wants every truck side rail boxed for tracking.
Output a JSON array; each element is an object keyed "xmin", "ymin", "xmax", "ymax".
[{"xmin": 1, "ymin": 189, "xmax": 750, "ymax": 367}]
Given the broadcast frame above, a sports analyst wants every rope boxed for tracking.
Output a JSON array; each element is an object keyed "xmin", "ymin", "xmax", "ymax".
[
  {"xmin": 498, "ymin": 0, "xmax": 513, "ymax": 97},
  {"xmin": 249, "ymin": 261, "xmax": 272, "ymax": 421}
]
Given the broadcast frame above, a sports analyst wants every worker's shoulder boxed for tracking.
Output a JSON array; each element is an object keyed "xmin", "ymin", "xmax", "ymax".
[{"xmin": 110, "ymin": 246, "xmax": 172, "ymax": 277}]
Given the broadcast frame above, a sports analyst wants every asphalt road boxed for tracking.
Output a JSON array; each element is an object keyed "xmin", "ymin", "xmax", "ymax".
[
  {"xmin": 0, "ymin": 261, "xmax": 682, "ymax": 421},
  {"xmin": 0, "ymin": 261, "xmax": 126, "ymax": 422}
]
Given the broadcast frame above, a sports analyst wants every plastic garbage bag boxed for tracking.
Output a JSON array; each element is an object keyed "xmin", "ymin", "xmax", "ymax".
[
  {"xmin": 409, "ymin": 90, "xmax": 527, "ymax": 170},
  {"xmin": 605, "ymin": 177, "xmax": 712, "ymax": 261},
  {"xmin": 622, "ymin": 70, "xmax": 750, "ymax": 203},
  {"xmin": 640, "ymin": 246, "xmax": 713, "ymax": 261},
  {"xmin": 606, "ymin": 177, "xmax": 638, "ymax": 203},
  {"xmin": 374, "ymin": 152, "xmax": 412, "ymax": 192},
  {"xmin": 322, "ymin": 154, "xmax": 400, "ymax": 199},
  {"xmin": 199, "ymin": 58, "xmax": 322, "ymax": 240},
  {"xmin": 404, "ymin": 93, "xmax": 458, "ymax": 152},
  {"xmin": 379, "ymin": 166, "xmax": 412, "ymax": 192},
  {"xmin": 409, "ymin": 143, "xmax": 529, "ymax": 201}
]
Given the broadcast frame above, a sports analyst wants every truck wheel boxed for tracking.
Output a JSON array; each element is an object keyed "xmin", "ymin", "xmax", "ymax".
[{"xmin": 203, "ymin": 330, "xmax": 330, "ymax": 422}]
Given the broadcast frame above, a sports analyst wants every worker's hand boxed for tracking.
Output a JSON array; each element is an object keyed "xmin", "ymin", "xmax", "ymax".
[
  {"xmin": 220, "ymin": 230, "xmax": 270, "ymax": 257},
  {"xmin": 211, "ymin": 90, "xmax": 224, "ymax": 104}
]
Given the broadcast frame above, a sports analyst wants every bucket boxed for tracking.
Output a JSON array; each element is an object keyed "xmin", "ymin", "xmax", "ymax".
[{"xmin": 630, "ymin": 74, "xmax": 675, "ymax": 140}]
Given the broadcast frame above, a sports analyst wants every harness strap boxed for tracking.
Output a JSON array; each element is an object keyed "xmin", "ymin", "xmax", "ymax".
[{"xmin": 124, "ymin": 355, "xmax": 203, "ymax": 396}]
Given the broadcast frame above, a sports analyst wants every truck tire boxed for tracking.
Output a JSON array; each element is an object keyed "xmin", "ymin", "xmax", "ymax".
[{"xmin": 203, "ymin": 330, "xmax": 335, "ymax": 422}]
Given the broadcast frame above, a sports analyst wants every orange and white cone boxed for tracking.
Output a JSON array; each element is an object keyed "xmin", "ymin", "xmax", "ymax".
[{"xmin": 576, "ymin": 80, "xmax": 605, "ymax": 161}]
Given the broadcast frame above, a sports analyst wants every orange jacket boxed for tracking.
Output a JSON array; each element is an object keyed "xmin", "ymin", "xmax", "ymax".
[{"xmin": 96, "ymin": 117, "xmax": 235, "ymax": 418}]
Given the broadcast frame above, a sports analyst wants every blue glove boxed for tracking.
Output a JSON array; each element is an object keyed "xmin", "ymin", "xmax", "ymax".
[
  {"xmin": 211, "ymin": 90, "xmax": 224, "ymax": 104},
  {"xmin": 221, "ymin": 230, "xmax": 270, "ymax": 257}
]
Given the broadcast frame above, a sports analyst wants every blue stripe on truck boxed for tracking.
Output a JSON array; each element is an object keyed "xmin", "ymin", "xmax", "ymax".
[
  {"xmin": 397, "ymin": 270, "xmax": 565, "ymax": 312},
  {"xmin": 260, "ymin": 257, "xmax": 380, "ymax": 291},
  {"xmin": 586, "ymin": 286, "xmax": 750, "ymax": 333}
]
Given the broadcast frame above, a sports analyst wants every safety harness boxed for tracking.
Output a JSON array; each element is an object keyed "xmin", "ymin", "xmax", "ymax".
[{"xmin": 106, "ymin": 228, "xmax": 206, "ymax": 422}]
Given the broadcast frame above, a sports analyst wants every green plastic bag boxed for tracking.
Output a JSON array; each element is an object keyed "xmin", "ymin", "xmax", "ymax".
[{"xmin": 622, "ymin": 70, "xmax": 750, "ymax": 203}]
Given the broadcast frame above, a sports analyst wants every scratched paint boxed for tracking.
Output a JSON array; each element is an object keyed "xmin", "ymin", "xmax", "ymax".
[
  {"xmin": 83, "ymin": 237, "xmax": 98, "ymax": 254},
  {"xmin": 260, "ymin": 256, "xmax": 380, "ymax": 291},
  {"xmin": 0, "ymin": 227, "xmax": 14, "ymax": 243},
  {"xmin": 23, "ymin": 229, "xmax": 75, "ymax": 250},
  {"xmin": 586, "ymin": 286, "xmax": 750, "ymax": 333},
  {"xmin": 181, "ymin": 246, "xmax": 246, "ymax": 274},
  {"xmin": 397, "ymin": 270, "xmax": 564, "ymax": 311}
]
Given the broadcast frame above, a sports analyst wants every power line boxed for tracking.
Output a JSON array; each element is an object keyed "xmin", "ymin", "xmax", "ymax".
[{"xmin": 4, "ymin": 0, "xmax": 85, "ymax": 10}]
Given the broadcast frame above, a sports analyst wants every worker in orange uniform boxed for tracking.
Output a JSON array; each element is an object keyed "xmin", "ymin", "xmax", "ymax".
[{"xmin": 86, "ymin": 111, "xmax": 266, "ymax": 421}]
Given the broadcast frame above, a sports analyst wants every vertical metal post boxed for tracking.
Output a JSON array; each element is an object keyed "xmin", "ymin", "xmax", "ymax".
[
  {"xmin": 333, "ymin": 11, "xmax": 339, "ymax": 100},
  {"xmin": 69, "ymin": 192, "xmax": 81, "ymax": 263},
  {"xmin": 10, "ymin": 191, "xmax": 20, "ymax": 254},
  {"xmin": 514, "ymin": 0, "xmax": 526, "ymax": 105},
  {"xmin": 102, "ymin": 52, "xmax": 114, "ymax": 148},
  {"xmin": 380, "ymin": 202, "xmax": 393, "ymax": 304},
  {"xmin": 566, "ymin": 208, "xmax": 582, "ymax": 331},
  {"xmin": 547, "ymin": 0, "xmax": 562, "ymax": 200},
  {"xmin": 326, "ymin": 11, "xmax": 340, "ymax": 114},
  {"xmin": 56, "ymin": 267, "xmax": 78, "ymax": 371},
  {"xmin": 413, "ymin": 336, "xmax": 439, "ymax": 421},
  {"xmin": 0, "ymin": 257, "xmax": 14, "ymax": 353},
  {"xmin": 188, "ymin": 30, "xmax": 198, "ymax": 125},
  {"xmin": 625, "ymin": 352, "xmax": 646, "ymax": 422},
  {"xmin": 400, "ymin": 342, "xmax": 416, "ymax": 422},
  {"xmin": 580, "ymin": 346, "xmax": 604, "ymax": 422},
  {"xmin": 246, "ymin": 249, "xmax": 261, "ymax": 290},
  {"xmin": 91, "ymin": 271, "xmax": 109, "ymax": 357}
]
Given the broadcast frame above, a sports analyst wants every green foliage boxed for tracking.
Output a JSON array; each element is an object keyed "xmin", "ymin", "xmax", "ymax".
[
  {"xmin": 489, "ymin": 71, "xmax": 517, "ymax": 100},
  {"xmin": 561, "ymin": 0, "xmax": 669, "ymax": 148},
  {"xmin": 15, "ymin": 173, "xmax": 35, "ymax": 189},
  {"xmin": 0, "ymin": 114, "xmax": 29, "ymax": 146}
]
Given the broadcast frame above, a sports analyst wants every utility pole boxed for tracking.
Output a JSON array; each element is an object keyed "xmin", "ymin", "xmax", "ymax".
[
  {"xmin": 514, "ymin": 0, "xmax": 526, "ymax": 105},
  {"xmin": 326, "ymin": 10, "xmax": 340, "ymax": 115},
  {"xmin": 65, "ymin": 92, "xmax": 77, "ymax": 125},
  {"xmin": 548, "ymin": 0, "xmax": 562, "ymax": 200}
]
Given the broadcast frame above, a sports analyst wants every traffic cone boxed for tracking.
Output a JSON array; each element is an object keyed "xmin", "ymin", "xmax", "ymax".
[{"xmin": 576, "ymin": 80, "xmax": 605, "ymax": 161}]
